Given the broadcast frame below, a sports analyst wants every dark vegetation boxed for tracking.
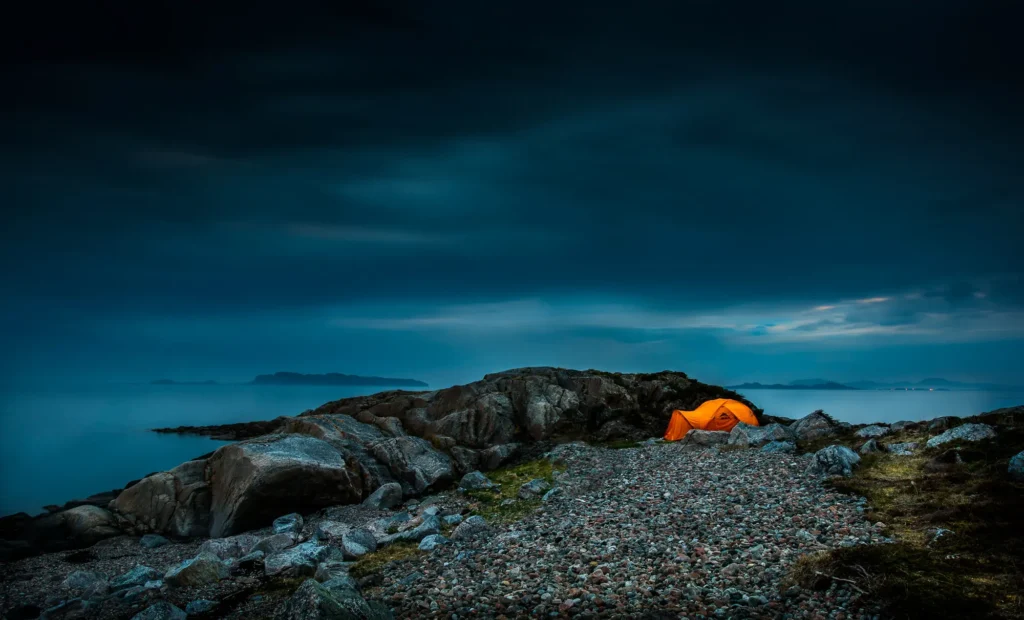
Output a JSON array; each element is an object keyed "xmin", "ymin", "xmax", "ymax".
[{"xmin": 152, "ymin": 416, "xmax": 289, "ymax": 440}]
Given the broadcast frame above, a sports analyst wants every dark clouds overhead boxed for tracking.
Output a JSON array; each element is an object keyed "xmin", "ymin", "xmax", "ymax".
[{"xmin": 2, "ymin": 1, "xmax": 1022, "ymax": 384}]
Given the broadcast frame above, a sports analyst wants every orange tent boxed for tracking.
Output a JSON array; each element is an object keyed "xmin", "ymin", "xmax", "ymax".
[{"xmin": 663, "ymin": 398, "xmax": 758, "ymax": 440}]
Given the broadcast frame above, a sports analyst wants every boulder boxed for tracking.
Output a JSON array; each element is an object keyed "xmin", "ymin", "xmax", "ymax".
[
  {"xmin": 112, "ymin": 459, "xmax": 210, "ymax": 537},
  {"xmin": 517, "ymin": 479, "xmax": 552, "ymax": 500},
  {"xmin": 264, "ymin": 542, "xmax": 340, "ymax": 578},
  {"xmin": 418, "ymin": 534, "xmax": 449, "ymax": 551},
  {"xmin": 1009, "ymin": 451, "xmax": 1024, "ymax": 481},
  {"xmin": 377, "ymin": 515, "xmax": 440, "ymax": 546},
  {"xmin": 367, "ymin": 437, "xmax": 454, "ymax": 495},
  {"xmin": 313, "ymin": 520, "xmax": 352, "ymax": 543},
  {"xmin": 478, "ymin": 443, "xmax": 519, "ymax": 470},
  {"xmin": 365, "ymin": 512, "xmax": 411, "ymax": 542},
  {"xmin": 924, "ymin": 449, "xmax": 964, "ymax": 473},
  {"xmin": 761, "ymin": 441, "xmax": 797, "ymax": 454},
  {"xmin": 275, "ymin": 578, "xmax": 392, "ymax": 620},
  {"xmin": 890, "ymin": 420, "xmax": 919, "ymax": 433},
  {"xmin": 273, "ymin": 513, "xmax": 304, "ymax": 535},
  {"xmin": 35, "ymin": 505, "xmax": 122, "ymax": 551},
  {"xmin": 859, "ymin": 439, "xmax": 885, "ymax": 455},
  {"xmin": 449, "ymin": 447, "xmax": 481, "ymax": 475},
  {"xmin": 808, "ymin": 445, "xmax": 861, "ymax": 477},
  {"xmin": 926, "ymin": 423, "xmax": 997, "ymax": 448},
  {"xmin": 131, "ymin": 602, "xmax": 187, "ymax": 620},
  {"xmin": 163, "ymin": 551, "xmax": 229, "ymax": 587},
  {"xmin": 314, "ymin": 560, "xmax": 358, "ymax": 586},
  {"xmin": 198, "ymin": 533, "xmax": 259, "ymax": 560},
  {"xmin": 340, "ymin": 529, "xmax": 378, "ymax": 559},
  {"xmin": 728, "ymin": 423, "xmax": 793, "ymax": 448},
  {"xmin": 450, "ymin": 515, "xmax": 489, "ymax": 541},
  {"xmin": 855, "ymin": 425, "xmax": 890, "ymax": 439},
  {"xmin": 512, "ymin": 380, "xmax": 580, "ymax": 440},
  {"xmin": 791, "ymin": 411, "xmax": 840, "ymax": 441},
  {"xmin": 251, "ymin": 532, "xmax": 298, "ymax": 555},
  {"xmin": 207, "ymin": 434, "xmax": 365, "ymax": 537},
  {"xmin": 444, "ymin": 513, "xmax": 464, "ymax": 525},
  {"xmin": 110, "ymin": 566, "xmax": 160, "ymax": 591},
  {"xmin": 139, "ymin": 534, "xmax": 170, "ymax": 549},
  {"xmin": 361, "ymin": 482, "xmax": 403, "ymax": 510},
  {"xmin": 887, "ymin": 442, "xmax": 918, "ymax": 456},
  {"xmin": 684, "ymin": 430, "xmax": 730, "ymax": 446},
  {"xmin": 928, "ymin": 416, "xmax": 962, "ymax": 432},
  {"xmin": 429, "ymin": 392, "xmax": 517, "ymax": 447},
  {"xmin": 458, "ymin": 471, "xmax": 499, "ymax": 492},
  {"xmin": 185, "ymin": 600, "xmax": 217, "ymax": 615},
  {"xmin": 62, "ymin": 570, "xmax": 107, "ymax": 592}
]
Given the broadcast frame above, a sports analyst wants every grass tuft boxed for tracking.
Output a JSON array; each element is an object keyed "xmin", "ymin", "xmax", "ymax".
[
  {"xmin": 464, "ymin": 459, "xmax": 563, "ymax": 524},
  {"xmin": 349, "ymin": 541, "xmax": 423, "ymax": 579}
]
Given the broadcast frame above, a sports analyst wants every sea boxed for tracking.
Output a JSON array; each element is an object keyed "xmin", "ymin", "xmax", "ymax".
[{"xmin": 1, "ymin": 384, "xmax": 1021, "ymax": 518}]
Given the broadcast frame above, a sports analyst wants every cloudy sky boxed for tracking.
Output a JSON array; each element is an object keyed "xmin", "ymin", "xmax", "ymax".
[{"xmin": 2, "ymin": 1, "xmax": 1022, "ymax": 387}]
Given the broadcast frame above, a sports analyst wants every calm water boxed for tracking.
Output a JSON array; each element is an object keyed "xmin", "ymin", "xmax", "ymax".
[
  {"xmin": 0, "ymin": 384, "xmax": 410, "ymax": 517},
  {"xmin": 737, "ymin": 389, "xmax": 1023, "ymax": 425}
]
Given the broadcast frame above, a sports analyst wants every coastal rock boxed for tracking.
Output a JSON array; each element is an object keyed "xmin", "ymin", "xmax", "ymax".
[
  {"xmin": 728, "ymin": 423, "xmax": 793, "ymax": 448},
  {"xmin": 458, "ymin": 471, "xmax": 499, "ymax": 492},
  {"xmin": 418, "ymin": 534, "xmax": 449, "ymax": 551},
  {"xmin": 251, "ymin": 532, "xmax": 298, "ymax": 555},
  {"xmin": 1009, "ymin": 451, "xmax": 1024, "ymax": 481},
  {"xmin": 450, "ymin": 515, "xmax": 489, "ymax": 541},
  {"xmin": 504, "ymin": 378, "xmax": 580, "ymax": 440},
  {"xmin": 859, "ymin": 439, "xmax": 885, "ymax": 455},
  {"xmin": 61, "ymin": 570, "xmax": 107, "ymax": 592},
  {"xmin": 40, "ymin": 599, "xmax": 88, "ymax": 619},
  {"xmin": 808, "ymin": 445, "xmax": 861, "ymax": 477},
  {"xmin": 928, "ymin": 416, "xmax": 962, "ymax": 432},
  {"xmin": 112, "ymin": 459, "xmax": 211, "ymax": 537},
  {"xmin": 855, "ymin": 425, "xmax": 890, "ymax": 438},
  {"xmin": 888, "ymin": 442, "xmax": 919, "ymax": 456},
  {"xmin": 890, "ymin": 420, "xmax": 920, "ymax": 432},
  {"xmin": 131, "ymin": 602, "xmax": 187, "ymax": 620},
  {"xmin": 314, "ymin": 560, "xmax": 358, "ymax": 586},
  {"xmin": 791, "ymin": 411, "xmax": 840, "ymax": 441},
  {"xmin": 275, "ymin": 578, "xmax": 392, "ymax": 620},
  {"xmin": 38, "ymin": 505, "xmax": 121, "ymax": 549},
  {"xmin": 378, "ymin": 515, "xmax": 440, "ymax": 546},
  {"xmin": 313, "ymin": 520, "xmax": 351, "ymax": 542},
  {"xmin": 684, "ymin": 429, "xmax": 731, "ymax": 446},
  {"xmin": 926, "ymin": 423, "xmax": 997, "ymax": 448},
  {"xmin": 443, "ymin": 513, "xmax": 464, "ymax": 525},
  {"xmin": 517, "ymin": 478, "xmax": 552, "ymax": 499},
  {"xmin": 163, "ymin": 551, "xmax": 229, "ymax": 587},
  {"xmin": 184, "ymin": 600, "xmax": 217, "ymax": 615},
  {"xmin": 198, "ymin": 533, "xmax": 259, "ymax": 560},
  {"xmin": 110, "ymin": 565, "xmax": 160, "ymax": 591},
  {"xmin": 761, "ymin": 441, "xmax": 797, "ymax": 454},
  {"xmin": 265, "ymin": 542, "xmax": 340, "ymax": 578},
  {"xmin": 207, "ymin": 434, "xmax": 365, "ymax": 537},
  {"xmin": 340, "ymin": 529, "xmax": 378, "ymax": 559},
  {"xmin": 478, "ymin": 443, "xmax": 519, "ymax": 470},
  {"xmin": 139, "ymin": 534, "xmax": 169, "ymax": 549},
  {"xmin": 367, "ymin": 437, "xmax": 453, "ymax": 495},
  {"xmin": 273, "ymin": 513, "xmax": 304, "ymax": 535},
  {"xmin": 429, "ymin": 392, "xmax": 517, "ymax": 447},
  {"xmin": 361, "ymin": 482, "xmax": 403, "ymax": 510},
  {"xmin": 448, "ymin": 446, "xmax": 481, "ymax": 474}
]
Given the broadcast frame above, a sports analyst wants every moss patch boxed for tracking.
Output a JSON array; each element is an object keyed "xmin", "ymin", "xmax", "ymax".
[
  {"xmin": 787, "ymin": 410, "xmax": 1024, "ymax": 619},
  {"xmin": 464, "ymin": 459, "xmax": 563, "ymax": 524},
  {"xmin": 349, "ymin": 541, "xmax": 423, "ymax": 579}
]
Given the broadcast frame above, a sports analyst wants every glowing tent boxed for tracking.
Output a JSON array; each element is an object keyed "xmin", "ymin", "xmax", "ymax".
[{"xmin": 663, "ymin": 398, "xmax": 758, "ymax": 440}]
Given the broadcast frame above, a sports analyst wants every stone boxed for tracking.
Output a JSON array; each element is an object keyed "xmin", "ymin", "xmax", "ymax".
[
  {"xmin": 517, "ymin": 478, "xmax": 552, "ymax": 499},
  {"xmin": 367, "ymin": 437, "xmax": 454, "ymax": 495},
  {"xmin": 275, "ymin": 578, "xmax": 392, "ymax": 620},
  {"xmin": 185, "ymin": 599, "xmax": 217, "ymax": 615},
  {"xmin": 315, "ymin": 560, "xmax": 358, "ymax": 586},
  {"xmin": 362, "ymin": 482, "xmax": 403, "ymax": 510},
  {"xmin": 418, "ymin": 534, "xmax": 450, "ymax": 551},
  {"xmin": 264, "ymin": 542, "xmax": 341, "ymax": 578},
  {"xmin": 61, "ymin": 570, "xmax": 107, "ymax": 592},
  {"xmin": 449, "ymin": 446, "xmax": 481, "ymax": 474},
  {"xmin": 314, "ymin": 520, "xmax": 352, "ymax": 542},
  {"xmin": 36, "ymin": 505, "xmax": 122, "ymax": 553},
  {"xmin": 273, "ymin": 513, "xmax": 304, "ymax": 535},
  {"xmin": 163, "ymin": 551, "xmax": 229, "ymax": 587},
  {"xmin": 199, "ymin": 533, "xmax": 260, "ymax": 560},
  {"xmin": 859, "ymin": 439, "xmax": 885, "ymax": 455},
  {"xmin": 340, "ymin": 528, "xmax": 378, "ymax": 559},
  {"xmin": 855, "ymin": 425, "xmax": 890, "ymax": 438},
  {"xmin": 887, "ymin": 442, "xmax": 919, "ymax": 456},
  {"xmin": 450, "ymin": 515, "xmax": 489, "ymax": 541},
  {"xmin": 926, "ymin": 423, "xmax": 997, "ymax": 448},
  {"xmin": 542, "ymin": 487, "xmax": 563, "ymax": 502},
  {"xmin": 40, "ymin": 599, "xmax": 88, "ymax": 620},
  {"xmin": 443, "ymin": 513, "xmax": 464, "ymax": 525},
  {"xmin": 1010, "ymin": 450, "xmax": 1024, "ymax": 481},
  {"xmin": 728, "ymin": 423, "xmax": 793, "ymax": 448},
  {"xmin": 139, "ymin": 534, "xmax": 169, "ymax": 549},
  {"xmin": 232, "ymin": 550, "xmax": 265, "ymax": 572},
  {"xmin": 110, "ymin": 566, "xmax": 160, "ymax": 591},
  {"xmin": 683, "ymin": 430, "xmax": 731, "ymax": 446},
  {"xmin": 790, "ymin": 411, "xmax": 839, "ymax": 441},
  {"xmin": 130, "ymin": 602, "xmax": 187, "ymax": 620},
  {"xmin": 808, "ymin": 445, "xmax": 861, "ymax": 477},
  {"xmin": 928, "ymin": 416, "xmax": 962, "ymax": 432},
  {"xmin": 112, "ymin": 459, "xmax": 210, "ymax": 537},
  {"xmin": 458, "ymin": 471, "xmax": 499, "ymax": 492},
  {"xmin": 761, "ymin": 441, "xmax": 797, "ymax": 454},
  {"xmin": 478, "ymin": 443, "xmax": 519, "ymax": 470},
  {"xmin": 890, "ymin": 420, "xmax": 919, "ymax": 432},
  {"xmin": 251, "ymin": 532, "xmax": 298, "ymax": 555},
  {"xmin": 377, "ymin": 515, "xmax": 440, "ymax": 546}
]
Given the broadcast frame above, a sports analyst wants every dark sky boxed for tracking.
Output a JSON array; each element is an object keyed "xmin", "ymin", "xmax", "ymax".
[{"xmin": 2, "ymin": 1, "xmax": 1023, "ymax": 387}]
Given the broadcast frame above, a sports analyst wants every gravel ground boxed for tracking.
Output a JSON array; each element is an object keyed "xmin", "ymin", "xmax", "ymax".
[{"xmin": 367, "ymin": 442, "xmax": 889, "ymax": 619}]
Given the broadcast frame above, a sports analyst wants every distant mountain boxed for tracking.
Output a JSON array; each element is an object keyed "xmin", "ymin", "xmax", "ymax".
[
  {"xmin": 729, "ymin": 381, "xmax": 858, "ymax": 390},
  {"xmin": 787, "ymin": 378, "xmax": 833, "ymax": 387},
  {"xmin": 847, "ymin": 379, "xmax": 1022, "ymax": 391},
  {"xmin": 249, "ymin": 372, "xmax": 428, "ymax": 387},
  {"xmin": 150, "ymin": 379, "xmax": 219, "ymax": 385}
]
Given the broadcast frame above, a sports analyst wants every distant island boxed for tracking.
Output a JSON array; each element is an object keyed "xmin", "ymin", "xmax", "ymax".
[
  {"xmin": 249, "ymin": 372, "xmax": 428, "ymax": 387},
  {"xmin": 729, "ymin": 381, "xmax": 858, "ymax": 390},
  {"xmin": 150, "ymin": 379, "xmax": 219, "ymax": 385}
]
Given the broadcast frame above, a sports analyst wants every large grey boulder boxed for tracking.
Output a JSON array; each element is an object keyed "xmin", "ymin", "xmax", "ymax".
[
  {"xmin": 275, "ymin": 578, "xmax": 392, "ymax": 620},
  {"xmin": 888, "ymin": 442, "xmax": 919, "ymax": 456},
  {"xmin": 808, "ymin": 445, "xmax": 861, "ymax": 477},
  {"xmin": 273, "ymin": 513, "xmax": 304, "ymax": 535},
  {"xmin": 449, "ymin": 446, "xmax": 481, "ymax": 474},
  {"xmin": 251, "ymin": 532, "xmax": 298, "ymax": 555},
  {"xmin": 684, "ymin": 430, "xmax": 731, "ymax": 446},
  {"xmin": 131, "ymin": 602, "xmax": 187, "ymax": 620},
  {"xmin": 928, "ymin": 416, "xmax": 961, "ymax": 432},
  {"xmin": 340, "ymin": 529, "xmax": 377, "ymax": 559},
  {"xmin": 313, "ymin": 520, "xmax": 352, "ymax": 543},
  {"xmin": 367, "ymin": 437, "xmax": 453, "ymax": 495},
  {"xmin": 163, "ymin": 551, "xmax": 229, "ymax": 587},
  {"xmin": 361, "ymin": 482, "xmax": 403, "ymax": 510},
  {"xmin": 890, "ymin": 420, "xmax": 919, "ymax": 433},
  {"xmin": 450, "ymin": 515, "xmax": 489, "ymax": 541},
  {"xmin": 264, "ymin": 542, "xmax": 341, "ymax": 578},
  {"xmin": 728, "ymin": 423, "xmax": 793, "ymax": 448},
  {"xmin": 926, "ymin": 423, "xmax": 997, "ymax": 448},
  {"xmin": 112, "ymin": 459, "xmax": 210, "ymax": 537},
  {"xmin": 855, "ymin": 425, "xmax": 890, "ymax": 439},
  {"xmin": 1009, "ymin": 451, "xmax": 1024, "ymax": 481},
  {"xmin": 198, "ymin": 533, "xmax": 259, "ymax": 560},
  {"xmin": 38, "ymin": 505, "xmax": 122, "ymax": 550},
  {"xmin": 207, "ymin": 434, "xmax": 366, "ymax": 537},
  {"xmin": 502, "ymin": 378, "xmax": 580, "ymax": 441},
  {"xmin": 458, "ymin": 471, "xmax": 499, "ymax": 492},
  {"xmin": 791, "ymin": 411, "xmax": 840, "ymax": 441},
  {"xmin": 430, "ymin": 392, "xmax": 518, "ymax": 447},
  {"xmin": 859, "ymin": 439, "xmax": 885, "ymax": 455}
]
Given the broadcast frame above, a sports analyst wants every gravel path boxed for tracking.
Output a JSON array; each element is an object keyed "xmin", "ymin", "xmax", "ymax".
[{"xmin": 368, "ymin": 442, "xmax": 888, "ymax": 619}]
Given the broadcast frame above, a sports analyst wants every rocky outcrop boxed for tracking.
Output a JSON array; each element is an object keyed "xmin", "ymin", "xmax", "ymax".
[
  {"xmin": 112, "ymin": 459, "xmax": 211, "ymax": 537},
  {"xmin": 361, "ymin": 482, "xmax": 403, "ymax": 509},
  {"xmin": 855, "ymin": 425, "xmax": 889, "ymax": 439},
  {"xmin": 790, "ymin": 410, "xmax": 842, "ymax": 441},
  {"xmin": 808, "ymin": 445, "xmax": 861, "ymax": 477},
  {"xmin": 366, "ymin": 437, "xmax": 454, "ymax": 495},
  {"xmin": 728, "ymin": 423, "xmax": 793, "ymax": 448},
  {"xmin": 926, "ymin": 423, "xmax": 997, "ymax": 448}
]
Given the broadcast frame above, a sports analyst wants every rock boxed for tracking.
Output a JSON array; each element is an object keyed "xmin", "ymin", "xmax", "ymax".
[
  {"xmin": 419, "ymin": 505, "xmax": 440, "ymax": 517},
  {"xmin": 728, "ymin": 423, "xmax": 793, "ymax": 448},
  {"xmin": 265, "ymin": 542, "xmax": 341, "ymax": 578},
  {"xmin": 1010, "ymin": 450, "xmax": 1024, "ymax": 481},
  {"xmin": 315, "ymin": 560, "xmax": 358, "ymax": 586},
  {"xmin": 683, "ymin": 429, "xmax": 731, "ymax": 446},
  {"xmin": 855, "ymin": 425, "xmax": 890, "ymax": 438},
  {"xmin": 251, "ymin": 532, "xmax": 299, "ymax": 555},
  {"xmin": 163, "ymin": 551, "xmax": 229, "ymax": 587},
  {"xmin": 275, "ymin": 578, "xmax": 392, "ymax": 620},
  {"xmin": 40, "ymin": 599, "xmax": 87, "ymax": 620},
  {"xmin": 313, "ymin": 520, "xmax": 352, "ymax": 542},
  {"xmin": 517, "ymin": 478, "xmax": 552, "ymax": 499},
  {"xmin": 110, "ymin": 565, "xmax": 160, "ymax": 591},
  {"xmin": 131, "ymin": 602, "xmax": 187, "ymax": 620},
  {"xmin": 273, "ymin": 513, "xmax": 304, "ymax": 535},
  {"xmin": 926, "ymin": 423, "xmax": 997, "ymax": 448},
  {"xmin": 450, "ymin": 515, "xmax": 489, "ymax": 541},
  {"xmin": 542, "ymin": 487, "xmax": 564, "ymax": 502},
  {"xmin": 362, "ymin": 482, "xmax": 403, "ymax": 510},
  {"xmin": 207, "ymin": 434, "xmax": 366, "ymax": 537},
  {"xmin": 478, "ymin": 443, "xmax": 519, "ymax": 470},
  {"xmin": 139, "ymin": 534, "xmax": 169, "ymax": 549},
  {"xmin": 199, "ymin": 533, "xmax": 260, "ymax": 560},
  {"xmin": 859, "ymin": 439, "xmax": 885, "ymax": 455},
  {"xmin": 378, "ymin": 515, "xmax": 440, "ymax": 546},
  {"xmin": 449, "ymin": 446, "xmax": 481, "ymax": 474},
  {"xmin": 790, "ymin": 411, "xmax": 840, "ymax": 441},
  {"xmin": 367, "ymin": 437, "xmax": 454, "ymax": 495},
  {"xmin": 443, "ymin": 513, "xmax": 464, "ymax": 525},
  {"xmin": 418, "ymin": 534, "xmax": 450, "ymax": 551},
  {"xmin": 924, "ymin": 449, "xmax": 964, "ymax": 473},
  {"xmin": 808, "ymin": 445, "xmax": 861, "ymax": 477},
  {"xmin": 61, "ymin": 570, "xmax": 107, "ymax": 592},
  {"xmin": 928, "ymin": 416, "xmax": 962, "ymax": 432},
  {"xmin": 887, "ymin": 442, "xmax": 919, "ymax": 456},
  {"xmin": 231, "ymin": 550, "xmax": 265, "ymax": 573},
  {"xmin": 185, "ymin": 599, "xmax": 217, "ymax": 615},
  {"xmin": 340, "ymin": 528, "xmax": 378, "ymax": 559},
  {"xmin": 37, "ymin": 505, "xmax": 122, "ymax": 552},
  {"xmin": 112, "ymin": 459, "xmax": 210, "ymax": 537},
  {"xmin": 761, "ymin": 441, "xmax": 797, "ymax": 454},
  {"xmin": 458, "ymin": 471, "xmax": 499, "ymax": 492},
  {"xmin": 890, "ymin": 420, "xmax": 919, "ymax": 432}
]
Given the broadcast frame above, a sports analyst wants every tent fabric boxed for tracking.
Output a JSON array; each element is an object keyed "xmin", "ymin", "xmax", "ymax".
[{"xmin": 663, "ymin": 398, "xmax": 758, "ymax": 441}]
